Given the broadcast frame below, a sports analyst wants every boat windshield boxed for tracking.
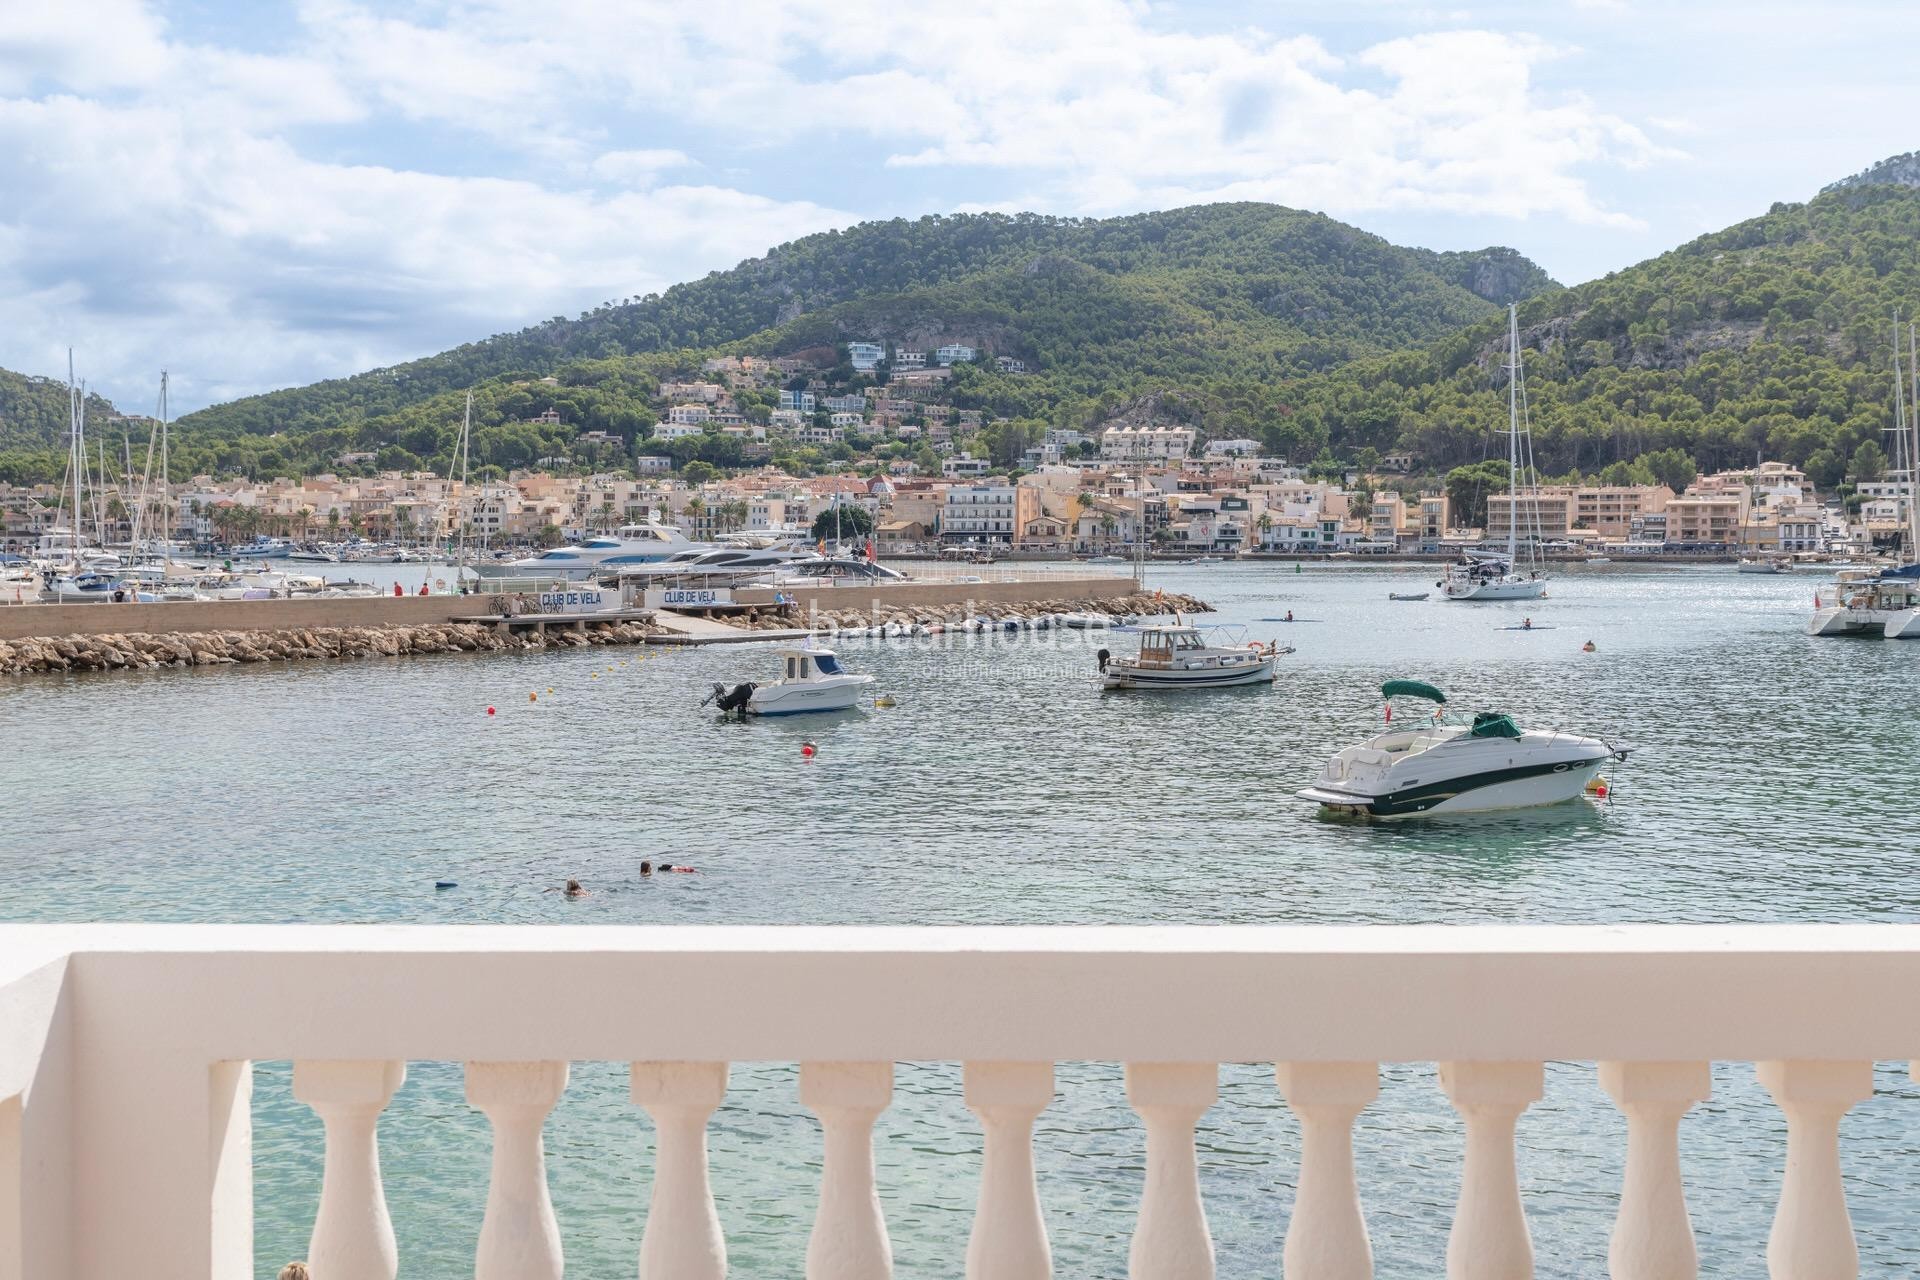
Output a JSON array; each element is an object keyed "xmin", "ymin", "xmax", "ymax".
[{"xmin": 812, "ymin": 652, "xmax": 841, "ymax": 674}]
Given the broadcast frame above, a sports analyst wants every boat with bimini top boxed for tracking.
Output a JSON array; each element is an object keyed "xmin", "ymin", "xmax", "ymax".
[{"xmin": 1297, "ymin": 679, "xmax": 1624, "ymax": 818}]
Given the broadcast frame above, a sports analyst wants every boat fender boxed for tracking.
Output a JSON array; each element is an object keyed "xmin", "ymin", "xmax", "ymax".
[{"xmin": 1096, "ymin": 647, "xmax": 1111, "ymax": 673}]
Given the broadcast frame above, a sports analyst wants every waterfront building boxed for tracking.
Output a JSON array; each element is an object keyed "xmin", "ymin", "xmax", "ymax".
[
  {"xmin": 1486, "ymin": 492, "xmax": 1575, "ymax": 544},
  {"xmin": 942, "ymin": 481, "xmax": 1038, "ymax": 545},
  {"xmin": 1663, "ymin": 494, "xmax": 1744, "ymax": 548}
]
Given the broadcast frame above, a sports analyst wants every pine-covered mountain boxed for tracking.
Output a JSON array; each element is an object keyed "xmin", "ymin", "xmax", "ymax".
[
  {"xmin": 1281, "ymin": 173, "xmax": 1920, "ymax": 488},
  {"xmin": 168, "ymin": 203, "xmax": 1552, "ymax": 448},
  {"xmin": 0, "ymin": 369, "xmax": 124, "ymax": 485}
]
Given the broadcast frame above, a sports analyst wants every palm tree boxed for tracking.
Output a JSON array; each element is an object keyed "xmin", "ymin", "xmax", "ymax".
[
  {"xmin": 326, "ymin": 509, "xmax": 342, "ymax": 540},
  {"xmin": 1099, "ymin": 515, "xmax": 1117, "ymax": 551},
  {"xmin": 1257, "ymin": 513, "xmax": 1273, "ymax": 550}
]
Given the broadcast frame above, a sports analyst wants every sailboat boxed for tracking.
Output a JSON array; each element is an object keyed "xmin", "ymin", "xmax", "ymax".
[
  {"xmin": 1441, "ymin": 305, "xmax": 1548, "ymax": 601},
  {"xmin": 1810, "ymin": 316, "xmax": 1920, "ymax": 637},
  {"xmin": 43, "ymin": 354, "xmax": 120, "ymax": 603}
]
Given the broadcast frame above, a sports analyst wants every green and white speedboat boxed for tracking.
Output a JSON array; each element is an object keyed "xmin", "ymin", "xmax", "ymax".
[{"xmin": 1298, "ymin": 680, "xmax": 1622, "ymax": 818}]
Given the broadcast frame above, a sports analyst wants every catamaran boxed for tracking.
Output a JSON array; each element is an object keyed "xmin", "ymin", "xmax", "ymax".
[{"xmin": 1442, "ymin": 305, "xmax": 1548, "ymax": 602}]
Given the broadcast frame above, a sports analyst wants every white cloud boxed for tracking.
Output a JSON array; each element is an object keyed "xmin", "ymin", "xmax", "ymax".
[{"xmin": 0, "ymin": 0, "xmax": 1681, "ymax": 410}]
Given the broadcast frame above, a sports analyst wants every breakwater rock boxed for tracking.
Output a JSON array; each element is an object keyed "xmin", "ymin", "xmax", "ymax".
[
  {"xmin": 729, "ymin": 590, "xmax": 1212, "ymax": 632},
  {"xmin": 0, "ymin": 619, "xmax": 661, "ymax": 676}
]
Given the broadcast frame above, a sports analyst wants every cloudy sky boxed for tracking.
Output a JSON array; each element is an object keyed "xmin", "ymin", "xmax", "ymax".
[{"xmin": 2, "ymin": 0, "xmax": 1916, "ymax": 413}]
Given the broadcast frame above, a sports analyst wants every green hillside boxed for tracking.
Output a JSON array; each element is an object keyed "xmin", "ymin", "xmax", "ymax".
[
  {"xmin": 0, "ymin": 369, "xmax": 124, "ymax": 485},
  {"xmin": 130, "ymin": 203, "xmax": 1549, "ymax": 474},
  {"xmin": 1285, "ymin": 182, "xmax": 1920, "ymax": 487}
]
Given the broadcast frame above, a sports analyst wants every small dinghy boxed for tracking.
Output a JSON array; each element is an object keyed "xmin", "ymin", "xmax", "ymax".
[{"xmin": 1388, "ymin": 592, "xmax": 1430, "ymax": 602}]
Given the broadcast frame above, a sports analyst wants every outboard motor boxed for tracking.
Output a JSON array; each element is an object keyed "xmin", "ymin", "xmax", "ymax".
[
  {"xmin": 1096, "ymin": 647, "xmax": 1111, "ymax": 674},
  {"xmin": 701, "ymin": 681, "xmax": 757, "ymax": 714}
]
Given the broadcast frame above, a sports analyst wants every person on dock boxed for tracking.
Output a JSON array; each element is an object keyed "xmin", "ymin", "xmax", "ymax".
[{"xmin": 392, "ymin": 581, "xmax": 404, "ymax": 597}]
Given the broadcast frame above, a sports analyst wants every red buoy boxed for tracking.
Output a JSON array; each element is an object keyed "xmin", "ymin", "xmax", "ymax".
[
  {"xmin": 801, "ymin": 742, "xmax": 817, "ymax": 759},
  {"xmin": 486, "ymin": 706, "xmax": 496, "ymax": 716}
]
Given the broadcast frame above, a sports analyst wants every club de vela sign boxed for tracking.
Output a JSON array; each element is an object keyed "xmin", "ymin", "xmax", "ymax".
[{"xmin": 645, "ymin": 586, "xmax": 735, "ymax": 608}]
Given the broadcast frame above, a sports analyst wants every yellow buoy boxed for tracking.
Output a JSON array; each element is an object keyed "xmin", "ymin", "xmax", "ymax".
[{"xmin": 874, "ymin": 695, "xmax": 896, "ymax": 709}]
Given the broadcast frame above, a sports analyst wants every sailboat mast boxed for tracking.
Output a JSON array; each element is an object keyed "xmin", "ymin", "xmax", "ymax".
[
  {"xmin": 68, "ymin": 350, "xmax": 81, "ymax": 572},
  {"xmin": 1507, "ymin": 304, "xmax": 1520, "ymax": 565},
  {"xmin": 1909, "ymin": 322, "xmax": 1920, "ymax": 559},
  {"xmin": 1897, "ymin": 315, "xmax": 1911, "ymax": 560},
  {"xmin": 159, "ymin": 371, "xmax": 170, "ymax": 550}
]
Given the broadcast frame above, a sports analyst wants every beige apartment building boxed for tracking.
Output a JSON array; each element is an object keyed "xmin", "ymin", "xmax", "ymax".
[
  {"xmin": 1564, "ymin": 484, "xmax": 1674, "ymax": 539},
  {"xmin": 1663, "ymin": 494, "xmax": 1745, "ymax": 545},
  {"xmin": 1486, "ymin": 492, "xmax": 1575, "ymax": 543}
]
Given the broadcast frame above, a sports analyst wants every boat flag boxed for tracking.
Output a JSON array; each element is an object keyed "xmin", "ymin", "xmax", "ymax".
[
  {"xmin": 1385, "ymin": 701, "xmax": 1392, "ymax": 723},
  {"xmin": 817, "ymin": 537, "xmax": 826, "ymax": 555},
  {"xmin": 865, "ymin": 537, "xmax": 875, "ymax": 562}
]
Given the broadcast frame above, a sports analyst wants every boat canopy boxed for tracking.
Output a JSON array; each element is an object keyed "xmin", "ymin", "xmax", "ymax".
[
  {"xmin": 1469, "ymin": 712, "xmax": 1521, "ymax": 739},
  {"xmin": 1381, "ymin": 679, "xmax": 1446, "ymax": 703}
]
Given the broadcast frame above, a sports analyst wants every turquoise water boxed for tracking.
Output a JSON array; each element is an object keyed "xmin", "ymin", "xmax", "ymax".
[{"xmin": 5, "ymin": 564, "xmax": 1918, "ymax": 1276}]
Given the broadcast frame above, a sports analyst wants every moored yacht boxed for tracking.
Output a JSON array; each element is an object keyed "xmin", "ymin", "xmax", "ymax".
[
  {"xmin": 702, "ymin": 646, "xmax": 874, "ymax": 716},
  {"xmin": 1808, "ymin": 565, "xmax": 1920, "ymax": 638},
  {"xmin": 1442, "ymin": 306, "xmax": 1548, "ymax": 603},
  {"xmin": 1097, "ymin": 623, "xmax": 1286, "ymax": 690},
  {"xmin": 479, "ymin": 523, "xmax": 703, "ymax": 579},
  {"xmin": 1298, "ymin": 679, "xmax": 1623, "ymax": 818}
]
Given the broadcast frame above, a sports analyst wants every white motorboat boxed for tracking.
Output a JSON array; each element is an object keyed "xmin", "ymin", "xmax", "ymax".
[
  {"xmin": 702, "ymin": 646, "xmax": 874, "ymax": 716},
  {"xmin": 1585, "ymin": 556, "xmax": 1612, "ymax": 565},
  {"xmin": 1097, "ymin": 623, "xmax": 1286, "ymax": 690},
  {"xmin": 2, "ymin": 564, "xmax": 43, "ymax": 603},
  {"xmin": 42, "ymin": 571, "xmax": 120, "ymax": 603},
  {"xmin": 1808, "ymin": 566, "xmax": 1920, "ymax": 638},
  {"xmin": 1298, "ymin": 679, "xmax": 1622, "ymax": 818},
  {"xmin": 1443, "ymin": 306, "xmax": 1549, "ymax": 603},
  {"xmin": 1737, "ymin": 557, "xmax": 1790, "ymax": 574},
  {"xmin": 1056, "ymin": 612, "xmax": 1112, "ymax": 629},
  {"xmin": 230, "ymin": 537, "xmax": 293, "ymax": 559},
  {"xmin": 480, "ymin": 523, "xmax": 703, "ymax": 579}
]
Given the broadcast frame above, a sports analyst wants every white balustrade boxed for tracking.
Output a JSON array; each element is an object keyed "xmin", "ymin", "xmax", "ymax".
[
  {"xmin": 963, "ymin": 1061, "xmax": 1054, "ymax": 1280},
  {"xmin": 1599, "ymin": 1061, "xmax": 1710, "ymax": 1280},
  {"xmin": 17, "ymin": 925, "xmax": 1920, "ymax": 1280},
  {"xmin": 801, "ymin": 1061, "xmax": 894, "ymax": 1280},
  {"xmin": 293, "ymin": 1059, "xmax": 406, "ymax": 1280},
  {"xmin": 1125, "ymin": 1061, "xmax": 1217, "ymax": 1280},
  {"xmin": 1275, "ymin": 1062, "xmax": 1377, "ymax": 1280},
  {"xmin": 1439, "ymin": 1060, "xmax": 1542, "ymax": 1280},
  {"xmin": 632, "ymin": 1061, "xmax": 731, "ymax": 1280},
  {"xmin": 467, "ymin": 1060, "xmax": 567, "ymax": 1280},
  {"xmin": 1757, "ymin": 1060, "xmax": 1874, "ymax": 1280}
]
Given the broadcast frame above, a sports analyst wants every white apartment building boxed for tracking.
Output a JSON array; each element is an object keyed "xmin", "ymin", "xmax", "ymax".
[
  {"xmin": 894, "ymin": 350, "xmax": 926, "ymax": 369},
  {"xmin": 666, "ymin": 404, "xmax": 711, "ymax": 426},
  {"xmin": 995, "ymin": 355, "xmax": 1027, "ymax": 373},
  {"xmin": 1101, "ymin": 424, "xmax": 1197, "ymax": 462},
  {"xmin": 654, "ymin": 422, "xmax": 707, "ymax": 440},
  {"xmin": 795, "ymin": 425, "xmax": 844, "ymax": 445},
  {"xmin": 822, "ymin": 394, "xmax": 868, "ymax": 413},
  {"xmin": 829, "ymin": 412, "xmax": 865, "ymax": 429},
  {"xmin": 1206, "ymin": 438, "xmax": 1261, "ymax": 457},
  {"xmin": 769, "ymin": 408, "xmax": 806, "ymax": 429},
  {"xmin": 779, "ymin": 390, "xmax": 816, "ymax": 413},
  {"xmin": 935, "ymin": 344, "xmax": 977, "ymax": 366},
  {"xmin": 942, "ymin": 482, "xmax": 1038, "ymax": 544},
  {"xmin": 847, "ymin": 342, "xmax": 885, "ymax": 371},
  {"xmin": 660, "ymin": 381, "xmax": 723, "ymax": 403},
  {"xmin": 942, "ymin": 456, "xmax": 991, "ymax": 478}
]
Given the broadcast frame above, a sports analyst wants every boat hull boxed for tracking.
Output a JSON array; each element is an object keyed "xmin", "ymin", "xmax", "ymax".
[
  {"xmin": 1102, "ymin": 656, "xmax": 1275, "ymax": 690},
  {"xmin": 1808, "ymin": 607, "xmax": 1898, "ymax": 637},
  {"xmin": 1885, "ymin": 609, "xmax": 1920, "ymax": 639},
  {"xmin": 1299, "ymin": 731, "xmax": 1611, "ymax": 818},
  {"xmin": 1442, "ymin": 577, "xmax": 1548, "ymax": 601},
  {"xmin": 748, "ymin": 675, "xmax": 874, "ymax": 715}
]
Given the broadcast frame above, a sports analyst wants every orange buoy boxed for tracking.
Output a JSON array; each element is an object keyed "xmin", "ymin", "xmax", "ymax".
[{"xmin": 529, "ymin": 692, "xmax": 538, "ymax": 702}]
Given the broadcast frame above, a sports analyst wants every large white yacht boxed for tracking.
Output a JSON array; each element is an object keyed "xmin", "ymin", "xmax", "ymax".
[
  {"xmin": 1298, "ymin": 679, "xmax": 1622, "ymax": 818},
  {"xmin": 479, "ymin": 523, "xmax": 703, "ymax": 579},
  {"xmin": 1442, "ymin": 306, "xmax": 1549, "ymax": 602}
]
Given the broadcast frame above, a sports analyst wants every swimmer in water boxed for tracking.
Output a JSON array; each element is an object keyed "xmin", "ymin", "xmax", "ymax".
[
  {"xmin": 1522, "ymin": 617, "xmax": 1533, "ymax": 630},
  {"xmin": 659, "ymin": 863, "xmax": 698, "ymax": 874},
  {"xmin": 543, "ymin": 878, "xmax": 590, "ymax": 898},
  {"xmin": 1284, "ymin": 610, "xmax": 1294, "ymax": 622},
  {"xmin": 640, "ymin": 861, "xmax": 652, "ymax": 876}
]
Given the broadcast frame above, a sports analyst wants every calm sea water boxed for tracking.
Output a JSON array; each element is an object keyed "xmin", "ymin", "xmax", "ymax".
[{"xmin": 5, "ymin": 563, "xmax": 1918, "ymax": 1278}]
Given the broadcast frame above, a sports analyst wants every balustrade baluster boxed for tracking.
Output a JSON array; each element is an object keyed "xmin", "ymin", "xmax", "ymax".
[
  {"xmin": 1438, "ymin": 1061, "xmax": 1542, "ymax": 1280},
  {"xmin": 1757, "ymin": 1060, "xmax": 1873, "ymax": 1280},
  {"xmin": 467, "ymin": 1061, "xmax": 567, "ymax": 1280},
  {"xmin": 963, "ymin": 1061, "xmax": 1054, "ymax": 1280},
  {"xmin": 800, "ymin": 1061, "xmax": 894, "ymax": 1280},
  {"xmin": 293, "ymin": 1059, "xmax": 406, "ymax": 1280},
  {"xmin": 1598, "ymin": 1061, "xmax": 1710, "ymax": 1280},
  {"xmin": 631, "ymin": 1061, "xmax": 730, "ymax": 1280},
  {"xmin": 1275, "ymin": 1062, "xmax": 1377, "ymax": 1280},
  {"xmin": 1125, "ymin": 1061, "xmax": 1218, "ymax": 1280}
]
